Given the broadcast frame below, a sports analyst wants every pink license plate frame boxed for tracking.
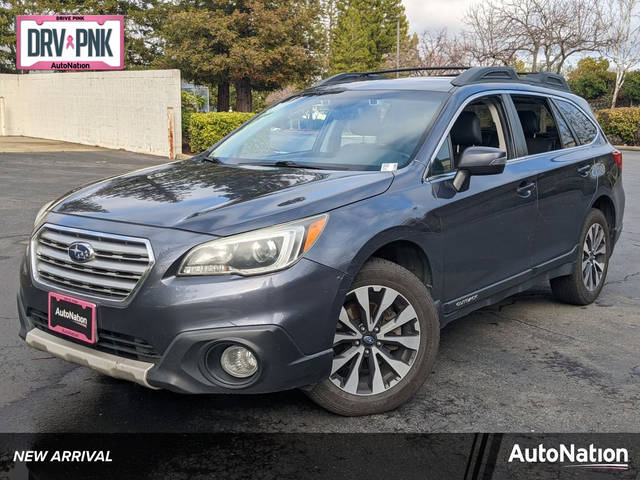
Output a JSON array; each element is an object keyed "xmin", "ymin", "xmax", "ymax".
[{"xmin": 48, "ymin": 292, "xmax": 97, "ymax": 344}]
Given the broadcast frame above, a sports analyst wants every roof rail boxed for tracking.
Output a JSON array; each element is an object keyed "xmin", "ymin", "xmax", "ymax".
[
  {"xmin": 451, "ymin": 66, "xmax": 571, "ymax": 92},
  {"xmin": 450, "ymin": 66, "xmax": 520, "ymax": 86},
  {"xmin": 365, "ymin": 66, "xmax": 471, "ymax": 75},
  {"xmin": 311, "ymin": 66, "xmax": 572, "ymax": 92},
  {"xmin": 518, "ymin": 71, "xmax": 571, "ymax": 92},
  {"xmin": 312, "ymin": 66, "xmax": 471, "ymax": 88}
]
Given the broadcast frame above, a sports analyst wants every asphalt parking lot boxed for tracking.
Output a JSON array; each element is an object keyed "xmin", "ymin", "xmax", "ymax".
[{"xmin": 0, "ymin": 137, "xmax": 638, "ymax": 433}]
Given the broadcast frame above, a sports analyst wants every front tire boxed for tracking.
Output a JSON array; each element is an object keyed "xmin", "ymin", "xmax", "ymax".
[
  {"xmin": 550, "ymin": 208, "xmax": 611, "ymax": 305},
  {"xmin": 306, "ymin": 258, "xmax": 439, "ymax": 416}
]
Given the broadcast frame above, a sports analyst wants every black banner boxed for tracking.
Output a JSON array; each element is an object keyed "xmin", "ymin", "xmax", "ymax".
[{"xmin": 0, "ymin": 434, "xmax": 638, "ymax": 479}]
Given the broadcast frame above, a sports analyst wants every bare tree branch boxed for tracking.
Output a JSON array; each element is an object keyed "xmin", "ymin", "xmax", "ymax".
[{"xmin": 600, "ymin": 0, "xmax": 640, "ymax": 107}]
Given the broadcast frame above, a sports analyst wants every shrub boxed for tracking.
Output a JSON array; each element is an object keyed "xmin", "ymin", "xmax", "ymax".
[
  {"xmin": 188, "ymin": 112, "xmax": 256, "ymax": 153},
  {"xmin": 596, "ymin": 107, "xmax": 640, "ymax": 145},
  {"xmin": 181, "ymin": 91, "xmax": 206, "ymax": 149},
  {"xmin": 620, "ymin": 71, "xmax": 640, "ymax": 104}
]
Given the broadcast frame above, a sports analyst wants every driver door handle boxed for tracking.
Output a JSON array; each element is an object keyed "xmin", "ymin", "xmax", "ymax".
[{"xmin": 516, "ymin": 181, "xmax": 536, "ymax": 198}]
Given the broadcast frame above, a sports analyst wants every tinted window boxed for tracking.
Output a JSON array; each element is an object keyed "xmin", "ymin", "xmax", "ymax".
[
  {"xmin": 555, "ymin": 99, "xmax": 598, "ymax": 145},
  {"xmin": 430, "ymin": 95, "xmax": 510, "ymax": 176},
  {"xmin": 511, "ymin": 95, "xmax": 565, "ymax": 155},
  {"xmin": 553, "ymin": 106, "xmax": 577, "ymax": 148},
  {"xmin": 431, "ymin": 139, "xmax": 453, "ymax": 176}
]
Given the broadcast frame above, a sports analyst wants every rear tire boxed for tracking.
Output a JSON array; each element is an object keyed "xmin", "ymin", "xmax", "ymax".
[
  {"xmin": 550, "ymin": 208, "xmax": 610, "ymax": 305},
  {"xmin": 306, "ymin": 258, "xmax": 439, "ymax": 416}
]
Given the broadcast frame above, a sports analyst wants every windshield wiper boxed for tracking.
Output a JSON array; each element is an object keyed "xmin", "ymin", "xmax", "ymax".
[
  {"xmin": 250, "ymin": 160, "xmax": 326, "ymax": 170},
  {"xmin": 200, "ymin": 154, "xmax": 222, "ymax": 163}
]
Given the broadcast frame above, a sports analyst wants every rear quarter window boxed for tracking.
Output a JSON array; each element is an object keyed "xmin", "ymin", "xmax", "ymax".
[{"xmin": 554, "ymin": 100, "xmax": 598, "ymax": 145}]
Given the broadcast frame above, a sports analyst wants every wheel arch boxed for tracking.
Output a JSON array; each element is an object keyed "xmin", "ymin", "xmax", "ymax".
[
  {"xmin": 345, "ymin": 228, "xmax": 438, "ymax": 296},
  {"xmin": 591, "ymin": 194, "xmax": 616, "ymax": 240}
]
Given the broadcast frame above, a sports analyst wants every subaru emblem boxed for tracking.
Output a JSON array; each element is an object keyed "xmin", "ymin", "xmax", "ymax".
[{"xmin": 68, "ymin": 242, "xmax": 95, "ymax": 263}]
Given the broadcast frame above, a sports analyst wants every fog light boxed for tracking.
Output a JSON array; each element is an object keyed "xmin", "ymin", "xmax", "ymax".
[{"xmin": 220, "ymin": 345, "xmax": 258, "ymax": 378}]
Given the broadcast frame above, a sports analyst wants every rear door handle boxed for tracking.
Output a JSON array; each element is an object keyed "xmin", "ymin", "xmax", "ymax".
[
  {"xmin": 516, "ymin": 181, "xmax": 535, "ymax": 198},
  {"xmin": 577, "ymin": 164, "xmax": 592, "ymax": 177}
]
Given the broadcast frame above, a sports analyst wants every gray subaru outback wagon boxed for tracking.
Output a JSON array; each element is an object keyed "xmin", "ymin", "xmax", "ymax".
[{"xmin": 18, "ymin": 66, "xmax": 624, "ymax": 415}]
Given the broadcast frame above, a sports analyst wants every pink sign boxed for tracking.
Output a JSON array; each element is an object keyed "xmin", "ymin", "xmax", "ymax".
[{"xmin": 17, "ymin": 15, "xmax": 124, "ymax": 70}]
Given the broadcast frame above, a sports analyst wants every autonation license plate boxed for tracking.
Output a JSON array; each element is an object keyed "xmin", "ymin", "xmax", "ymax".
[{"xmin": 48, "ymin": 292, "xmax": 97, "ymax": 344}]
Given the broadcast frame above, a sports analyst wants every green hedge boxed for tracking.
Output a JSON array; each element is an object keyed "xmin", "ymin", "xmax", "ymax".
[
  {"xmin": 181, "ymin": 91, "xmax": 206, "ymax": 149},
  {"xmin": 188, "ymin": 112, "xmax": 256, "ymax": 153},
  {"xmin": 596, "ymin": 107, "xmax": 640, "ymax": 145}
]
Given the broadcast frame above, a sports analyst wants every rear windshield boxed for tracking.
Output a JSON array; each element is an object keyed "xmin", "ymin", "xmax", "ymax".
[{"xmin": 209, "ymin": 89, "xmax": 447, "ymax": 171}]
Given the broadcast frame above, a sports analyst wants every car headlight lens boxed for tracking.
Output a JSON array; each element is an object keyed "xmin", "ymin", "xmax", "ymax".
[
  {"xmin": 179, "ymin": 214, "xmax": 328, "ymax": 276},
  {"xmin": 34, "ymin": 200, "xmax": 54, "ymax": 227}
]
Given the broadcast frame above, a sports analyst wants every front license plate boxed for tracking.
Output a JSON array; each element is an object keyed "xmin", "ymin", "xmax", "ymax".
[{"xmin": 48, "ymin": 292, "xmax": 97, "ymax": 344}]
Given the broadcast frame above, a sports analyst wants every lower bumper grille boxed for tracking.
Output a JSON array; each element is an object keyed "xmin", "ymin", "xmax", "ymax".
[{"xmin": 29, "ymin": 308, "xmax": 161, "ymax": 363}]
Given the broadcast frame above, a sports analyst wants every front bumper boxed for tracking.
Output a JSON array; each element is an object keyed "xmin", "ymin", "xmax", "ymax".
[
  {"xmin": 18, "ymin": 216, "xmax": 349, "ymax": 394},
  {"xmin": 20, "ymin": 303, "xmax": 334, "ymax": 393},
  {"xmin": 25, "ymin": 328, "xmax": 156, "ymax": 389}
]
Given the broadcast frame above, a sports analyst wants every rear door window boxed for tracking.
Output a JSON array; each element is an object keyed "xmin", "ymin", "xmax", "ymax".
[
  {"xmin": 511, "ymin": 95, "xmax": 566, "ymax": 155},
  {"xmin": 554, "ymin": 99, "xmax": 598, "ymax": 145}
]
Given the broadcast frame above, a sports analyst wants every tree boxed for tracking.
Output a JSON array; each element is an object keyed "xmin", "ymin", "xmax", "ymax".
[
  {"xmin": 463, "ymin": 0, "xmax": 607, "ymax": 72},
  {"xmin": 160, "ymin": 1, "xmax": 323, "ymax": 112},
  {"xmin": 620, "ymin": 70, "xmax": 640, "ymax": 104},
  {"xmin": 319, "ymin": 0, "xmax": 340, "ymax": 74},
  {"xmin": 600, "ymin": 0, "xmax": 640, "ymax": 108},
  {"xmin": 382, "ymin": 31, "xmax": 420, "ymax": 71},
  {"xmin": 328, "ymin": 2, "xmax": 377, "ymax": 73},
  {"xmin": 0, "ymin": 0, "xmax": 164, "ymax": 73},
  {"xmin": 328, "ymin": 0, "xmax": 411, "ymax": 74},
  {"xmin": 567, "ymin": 57, "xmax": 614, "ymax": 99},
  {"xmin": 157, "ymin": 6, "xmax": 234, "ymax": 112},
  {"xmin": 462, "ymin": 1, "xmax": 521, "ymax": 66},
  {"xmin": 419, "ymin": 28, "xmax": 471, "ymax": 69}
]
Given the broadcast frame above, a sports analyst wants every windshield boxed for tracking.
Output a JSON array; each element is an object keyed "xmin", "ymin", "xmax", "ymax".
[{"xmin": 209, "ymin": 89, "xmax": 447, "ymax": 171}]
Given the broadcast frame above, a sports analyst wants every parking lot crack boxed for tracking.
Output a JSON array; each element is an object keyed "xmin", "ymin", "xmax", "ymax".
[
  {"xmin": 488, "ymin": 311, "xmax": 580, "ymax": 342},
  {"xmin": 0, "ymin": 233, "xmax": 28, "ymax": 239},
  {"xmin": 605, "ymin": 271, "xmax": 640, "ymax": 285}
]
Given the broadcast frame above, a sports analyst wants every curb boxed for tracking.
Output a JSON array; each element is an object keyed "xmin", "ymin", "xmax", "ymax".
[
  {"xmin": 176, "ymin": 153, "xmax": 194, "ymax": 160},
  {"xmin": 613, "ymin": 145, "xmax": 640, "ymax": 151}
]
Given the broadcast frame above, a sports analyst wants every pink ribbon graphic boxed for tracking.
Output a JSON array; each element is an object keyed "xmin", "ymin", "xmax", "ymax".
[{"xmin": 66, "ymin": 35, "xmax": 74, "ymax": 49}]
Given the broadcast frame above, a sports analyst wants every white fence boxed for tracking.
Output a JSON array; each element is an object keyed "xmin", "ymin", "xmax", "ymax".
[{"xmin": 0, "ymin": 69, "xmax": 181, "ymax": 158}]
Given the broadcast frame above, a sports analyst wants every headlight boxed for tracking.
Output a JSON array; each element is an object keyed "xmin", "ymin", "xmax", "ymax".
[
  {"xmin": 179, "ymin": 214, "xmax": 328, "ymax": 276},
  {"xmin": 34, "ymin": 201, "xmax": 54, "ymax": 227}
]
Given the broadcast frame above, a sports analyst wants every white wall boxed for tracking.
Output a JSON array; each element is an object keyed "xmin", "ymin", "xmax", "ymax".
[{"xmin": 0, "ymin": 70, "xmax": 181, "ymax": 157}]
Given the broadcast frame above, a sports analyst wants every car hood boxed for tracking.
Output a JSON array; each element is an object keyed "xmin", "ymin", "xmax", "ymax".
[{"xmin": 51, "ymin": 159, "xmax": 394, "ymax": 235}]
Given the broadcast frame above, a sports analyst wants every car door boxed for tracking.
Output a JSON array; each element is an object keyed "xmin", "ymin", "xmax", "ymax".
[
  {"xmin": 427, "ymin": 94, "xmax": 538, "ymax": 314},
  {"xmin": 510, "ymin": 95, "xmax": 599, "ymax": 268}
]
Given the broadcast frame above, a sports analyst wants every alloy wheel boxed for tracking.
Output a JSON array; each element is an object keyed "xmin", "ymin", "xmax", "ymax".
[
  {"xmin": 330, "ymin": 285, "xmax": 421, "ymax": 396},
  {"xmin": 582, "ymin": 223, "xmax": 607, "ymax": 291}
]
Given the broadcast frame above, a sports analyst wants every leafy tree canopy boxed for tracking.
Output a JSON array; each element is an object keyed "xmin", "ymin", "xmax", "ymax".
[
  {"xmin": 567, "ymin": 57, "xmax": 615, "ymax": 99},
  {"xmin": 620, "ymin": 71, "xmax": 640, "ymax": 103},
  {"xmin": 159, "ymin": 0, "xmax": 324, "ymax": 112},
  {"xmin": 328, "ymin": 0, "xmax": 411, "ymax": 75}
]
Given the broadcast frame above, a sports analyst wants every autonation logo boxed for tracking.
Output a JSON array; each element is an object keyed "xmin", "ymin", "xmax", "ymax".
[{"xmin": 509, "ymin": 443, "xmax": 629, "ymax": 470}]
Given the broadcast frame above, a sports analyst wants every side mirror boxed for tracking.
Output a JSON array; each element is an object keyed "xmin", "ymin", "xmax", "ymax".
[{"xmin": 452, "ymin": 146, "xmax": 507, "ymax": 192}]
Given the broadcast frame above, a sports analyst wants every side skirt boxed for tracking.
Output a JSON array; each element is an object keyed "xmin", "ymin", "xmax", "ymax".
[{"xmin": 439, "ymin": 245, "xmax": 578, "ymax": 327}]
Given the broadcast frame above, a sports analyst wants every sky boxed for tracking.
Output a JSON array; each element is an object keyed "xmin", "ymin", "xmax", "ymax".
[{"xmin": 403, "ymin": 0, "xmax": 476, "ymax": 34}]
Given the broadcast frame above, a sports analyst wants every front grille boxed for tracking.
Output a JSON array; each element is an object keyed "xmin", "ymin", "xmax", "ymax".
[
  {"xmin": 29, "ymin": 309, "xmax": 161, "ymax": 362},
  {"xmin": 32, "ymin": 224, "xmax": 153, "ymax": 302}
]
